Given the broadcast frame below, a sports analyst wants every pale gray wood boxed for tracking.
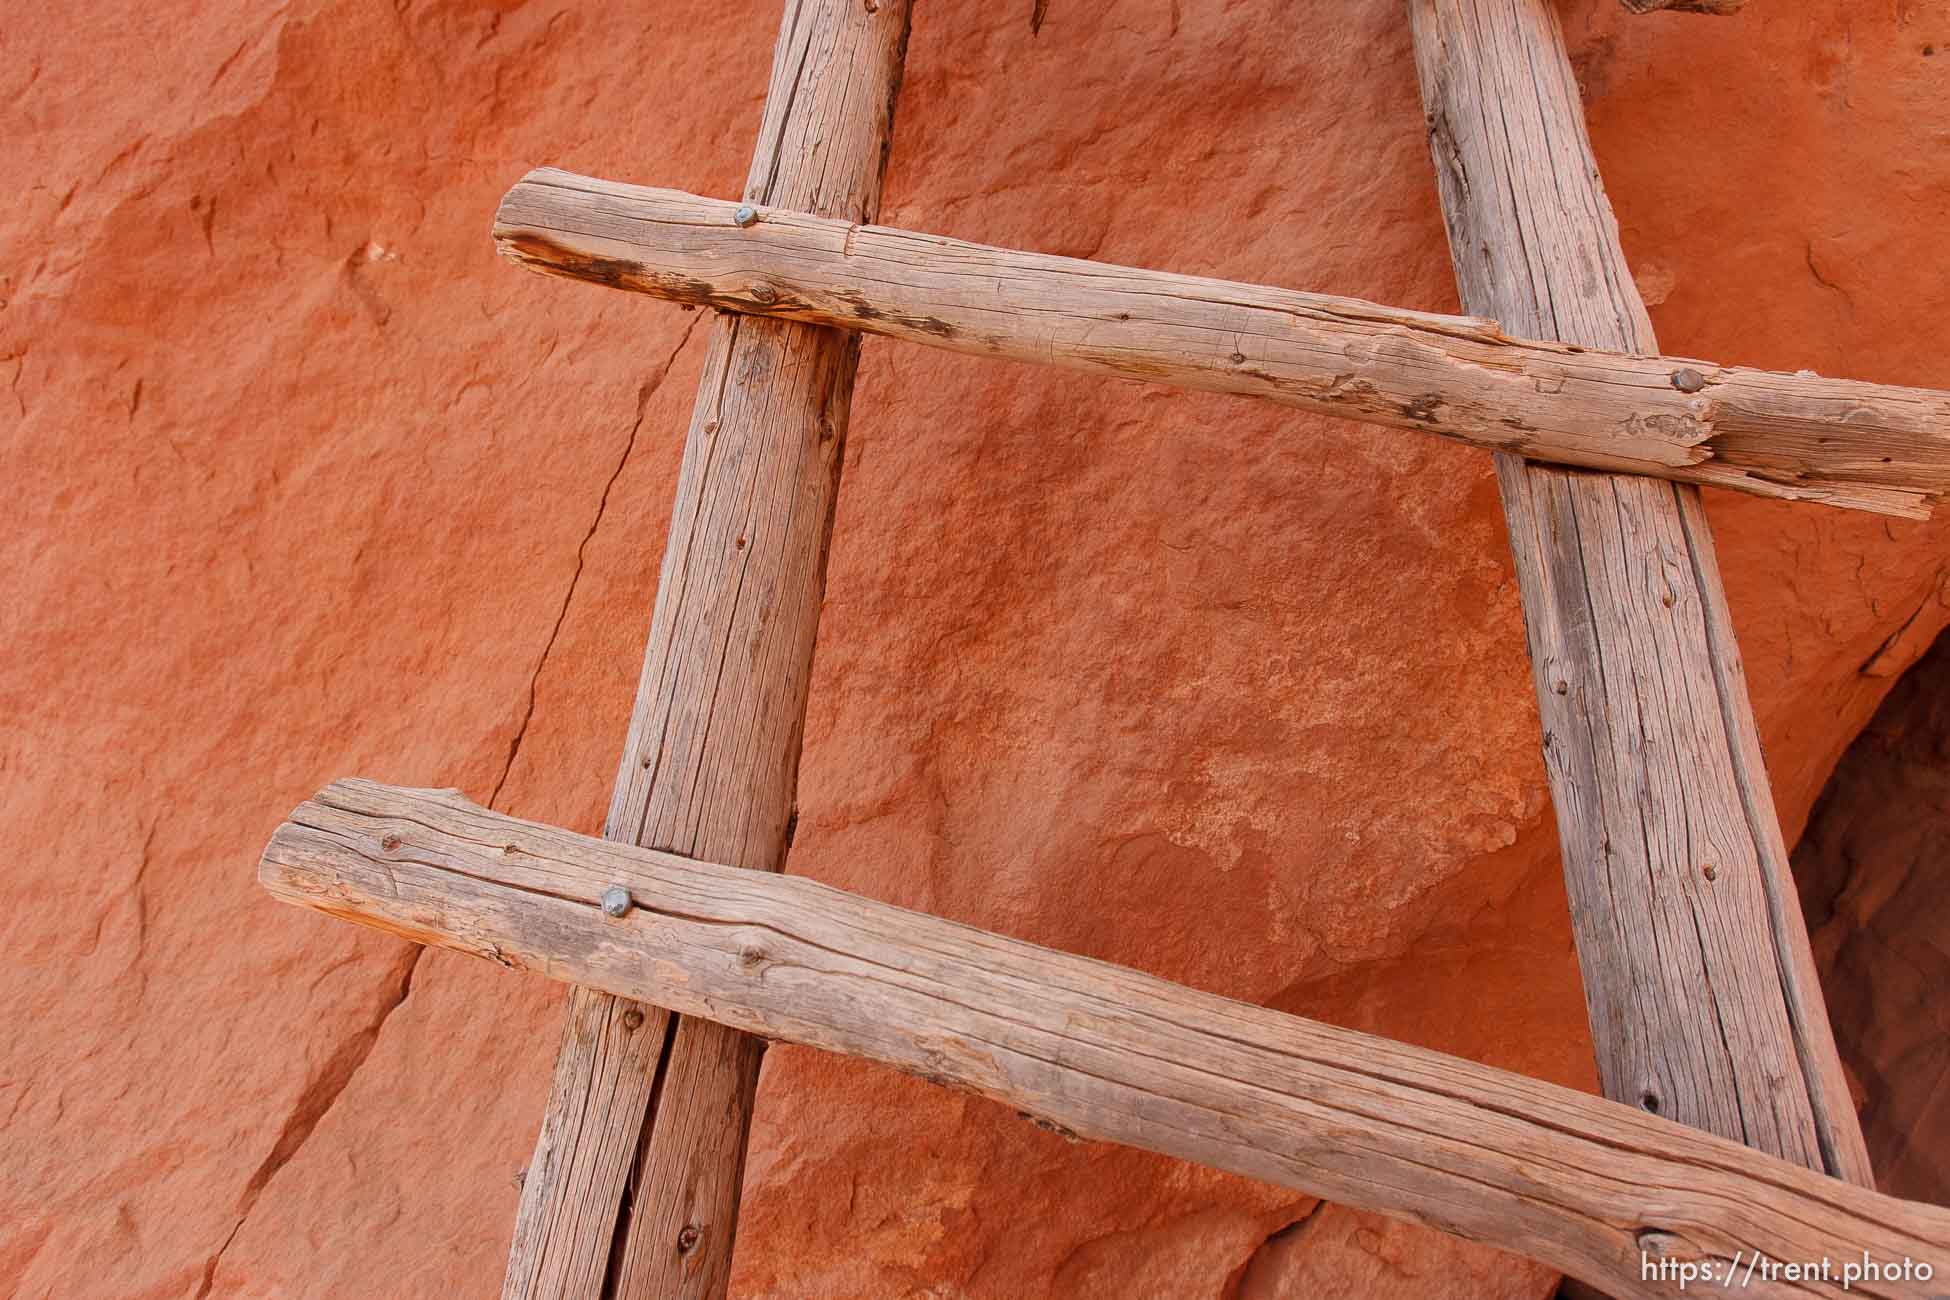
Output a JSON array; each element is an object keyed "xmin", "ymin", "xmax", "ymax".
[
  {"xmin": 1408, "ymin": 0, "xmax": 1873, "ymax": 1187},
  {"xmin": 504, "ymin": 3, "xmax": 913, "ymax": 1297},
  {"xmin": 262, "ymin": 780, "xmax": 1950, "ymax": 1300},
  {"xmin": 503, "ymin": 991, "xmax": 672, "ymax": 1299},
  {"xmin": 493, "ymin": 172, "xmax": 1950, "ymax": 519}
]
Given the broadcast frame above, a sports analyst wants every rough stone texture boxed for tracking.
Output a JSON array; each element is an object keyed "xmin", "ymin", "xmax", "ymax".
[
  {"xmin": 1796, "ymin": 624, "xmax": 1950, "ymax": 1206},
  {"xmin": 2, "ymin": 2, "xmax": 1946, "ymax": 1297},
  {"xmin": 1235, "ymin": 1203, "xmax": 1556, "ymax": 1300}
]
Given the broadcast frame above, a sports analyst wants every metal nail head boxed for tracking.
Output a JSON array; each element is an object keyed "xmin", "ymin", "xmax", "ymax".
[
  {"xmin": 601, "ymin": 885, "xmax": 633, "ymax": 918},
  {"xmin": 733, "ymin": 204, "xmax": 758, "ymax": 228}
]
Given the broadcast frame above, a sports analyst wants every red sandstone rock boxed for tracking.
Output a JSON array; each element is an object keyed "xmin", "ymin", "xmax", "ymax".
[
  {"xmin": 1795, "ymin": 630, "xmax": 1950, "ymax": 1205},
  {"xmin": 3, "ymin": 1, "xmax": 1947, "ymax": 1297},
  {"xmin": 1235, "ymin": 1203, "xmax": 1557, "ymax": 1300}
]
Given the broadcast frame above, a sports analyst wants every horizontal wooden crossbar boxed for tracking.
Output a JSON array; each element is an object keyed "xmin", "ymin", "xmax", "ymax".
[
  {"xmin": 260, "ymin": 780, "xmax": 1950, "ymax": 1299},
  {"xmin": 494, "ymin": 170, "xmax": 1950, "ymax": 519}
]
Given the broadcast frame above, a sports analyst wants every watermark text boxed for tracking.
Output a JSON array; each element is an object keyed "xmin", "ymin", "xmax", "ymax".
[{"xmin": 1642, "ymin": 1248, "xmax": 1935, "ymax": 1291}]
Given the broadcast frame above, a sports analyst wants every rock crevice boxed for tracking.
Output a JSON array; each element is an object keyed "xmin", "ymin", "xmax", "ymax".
[{"xmin": 1795, "ymin": 628, "xmax": 1950, "ymax": 1203}]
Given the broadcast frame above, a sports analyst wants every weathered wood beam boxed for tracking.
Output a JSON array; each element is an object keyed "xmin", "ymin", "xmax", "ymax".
[
  {"xmin": 263, "ymin": 780, "xmax": 1950, "ymax": 1300},
  {"xmin": 503, "ymin": 4, "xmax": 912, "ymax": 1298},
  {"xmin": 1408, "ymin": 0, "xmax": 1874, "ymax": 1186},
  {"xmin": 1622, "ymin": 0, "xmax": 1745, "ymax": 14},
  {"xmin": 493, "ymin": 171, "xmax": 1950, "ymax": 519}
]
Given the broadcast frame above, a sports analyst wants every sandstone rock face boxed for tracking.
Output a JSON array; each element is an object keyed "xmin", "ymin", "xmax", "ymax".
[
  {"xmin": 1796, "ymin": 626, "xmax": 1950, "ymax": 1205},
  {"xmin": 3, "ymin": 2, "xmax": 1947, "ymax": 1296}
]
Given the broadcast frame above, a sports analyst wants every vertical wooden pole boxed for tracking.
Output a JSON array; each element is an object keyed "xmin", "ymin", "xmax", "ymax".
[
  {"xmin": 1406, "ymin": 0, "xmax": 1872, "ymax": 1186},
  {"xmin": 502, "ymin": 4, "xmax": 913, "ymax": 1298}
]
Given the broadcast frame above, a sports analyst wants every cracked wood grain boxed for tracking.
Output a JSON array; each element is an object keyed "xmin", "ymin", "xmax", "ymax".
[
  {"xmin": 1408, "ymin": 0, "xmax": 1873, "ymax": 1187},
  {"xmin": 501, "ymin": 4, "xmax": 913, "ymax": 1298},
  {"xmin": 261, "ymin": 780, "xmax": 1950, "ymax": 1300},
  {"xmin": 493, "ymin": 173, "xmax": 1950, "ymax": 519},
  {"xmin": 1621, "ymin": 0, "xmax": 1746, "ymax": 13}
]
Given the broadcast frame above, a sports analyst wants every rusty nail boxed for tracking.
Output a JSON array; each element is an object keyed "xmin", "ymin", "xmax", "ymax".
[
  {"xmin": 601, "ymin": 885, "xmax": 633, "ymax": 918},
  {"xmin": 733, "ymin": 204, "xmax": 758, "ymax": 228},
  {"xmin": 622, "ymin": 1008, "xmax": 645, "ymax": 1031}
]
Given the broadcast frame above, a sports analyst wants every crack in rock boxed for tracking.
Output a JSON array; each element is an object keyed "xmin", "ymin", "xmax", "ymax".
[
  {"xmin": 1224, "ymin": 1199, "xmax": 1328, "ymax": 1299},
  {"xmin": 196, "ymin": 304, "xmax": 702, "ymax": 1298},
  {"xmin": 195, "ymin": 944, "xmax": 422, "ymax": 1297},
  {"xmin": 488, "ymin": 315, "xmax": 702, "ymax": 810}
]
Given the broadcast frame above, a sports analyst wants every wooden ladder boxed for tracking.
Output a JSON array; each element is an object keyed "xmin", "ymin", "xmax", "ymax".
[{"xmin": 259, "ymin": 2, "xmax": 1950, "ymax": 1296}]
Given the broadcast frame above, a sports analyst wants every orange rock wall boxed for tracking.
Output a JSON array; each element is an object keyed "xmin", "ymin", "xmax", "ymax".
[{"xmin": 4, "ymin": 2, "xmax": 1947, "ymax": 1296}]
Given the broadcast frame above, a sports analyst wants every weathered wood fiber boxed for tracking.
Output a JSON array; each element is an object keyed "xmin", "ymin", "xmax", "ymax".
[
  {"xmin": 262, "ymin": 781, "xmax": 1950, "ymax": 1300},
  {"xmin": 504, "ymin": 989, "xmax": 673, "ymax": 1299},
  {"xmin": 493, "ymin": 172, "xmax": 1950, "ymax": 518},
  {"xmin": 1621, "ymin": 0, "xmax": 1745, "ymax": 14},
  {"xmin": 1408, "ymin": 0, "xmax": 1874, "ymax": 1187},
  {"xmin": 503, "ymin": 3, "xmax": 913, "ymax": 1298}
]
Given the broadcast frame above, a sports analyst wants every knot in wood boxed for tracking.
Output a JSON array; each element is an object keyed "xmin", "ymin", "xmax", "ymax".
[
  {"xmin": 1635, "ymin": 1228, "xmax": 1687, "ymax": 1258},
  {"xmin": 676, "ymin": 1224, "xmax": 702, "ymax": 1255}
]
